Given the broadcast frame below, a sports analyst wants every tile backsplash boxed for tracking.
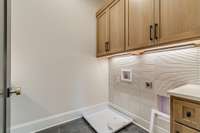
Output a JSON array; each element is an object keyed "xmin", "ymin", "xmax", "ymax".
[{"xmin": 109, "ymin": 47, "xmax": 200, "ymax": 132}]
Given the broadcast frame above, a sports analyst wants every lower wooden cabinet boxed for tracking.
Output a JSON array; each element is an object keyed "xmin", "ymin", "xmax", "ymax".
[
  {"xmin": 171, "ymin": 97, "xmax": 200, "ymax": 133},
  {"xmin": 173, "ymin": 123, "xmax": 199, "ymax": 133},
  {"xmin": 172, "ymin": 98, "xmax": 200, "ymax": 130}
]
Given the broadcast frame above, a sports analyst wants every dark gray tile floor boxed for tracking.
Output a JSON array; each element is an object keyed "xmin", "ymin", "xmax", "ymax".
[{"xmin": 36, "ymin": 118, "xmax": 148, "ymax": 133}]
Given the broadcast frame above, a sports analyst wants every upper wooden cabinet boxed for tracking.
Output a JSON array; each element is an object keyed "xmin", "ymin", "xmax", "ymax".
[
  {"xmin": 96, "ymin": 0, "xmax": 125, "ymax": 57},
  {"xmin": 97, "ymin": 10, "xmax": 109, "ymax": 57},
  {"xmin": 96, "ymin": 0, "xmax": 200, "ymax": 57},
  {"xmin": 127, "ymin": 0, "xmax": 200, "ymax": 50},
  {"xmin": 108, "ymin": 0, "xmax": 125, "ymax": 54},
  {"xmin": 126, "ymin": 0, "xmax": 154, "ymax": 50},
  {"xmin": 156, "ymin": 0, "xmax": 200, "ymax": 44}
]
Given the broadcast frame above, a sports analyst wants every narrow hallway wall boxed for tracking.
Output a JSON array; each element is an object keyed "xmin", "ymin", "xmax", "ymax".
[{"xmin": 11, "ymin": 0, "xmax": 108, "ymax": 129}]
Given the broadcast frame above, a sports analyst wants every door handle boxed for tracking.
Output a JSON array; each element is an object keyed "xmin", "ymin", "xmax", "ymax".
[{"xmin": 7, "ymin": 87, "xmax": 21, "ymax": 97}]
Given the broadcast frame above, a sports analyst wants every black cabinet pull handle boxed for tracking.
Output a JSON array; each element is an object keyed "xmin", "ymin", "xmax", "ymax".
[
  {"xmin": 107, "ymin": 42, "xmax": 110, "ymax": 51},
  {"xmin": 154, "ymin": 23, "xmax": 158, "ymax": 40},
  {"xmin": 176, "ymin": 131, "xmax": 180, "ymax": 133},
  {"xmin": 150, "ymin": 25, "xmax": 153, "ymax": 41},
  {"xmin": 105, "ymin": 43, "xmax": 107, "ymax": 52},
  {"xmin": 186, "ymin": 111, "xmax": 192, "ymax": 117},
  {"xmin": 105, "ymin": 41, "xmax": 109, "ymax": 52}
]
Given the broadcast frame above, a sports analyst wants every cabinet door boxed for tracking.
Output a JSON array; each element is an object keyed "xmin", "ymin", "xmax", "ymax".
[
  {"xmin": 127, "ymin": 0, "xmax": 154, "ymax": 50},
  {"xmin": 173, "ymin": 123, "xmax": 198, "ymax": 133},
  {"xmin": 108, "ymin": 0, "xmax": 125, "ymax": 54},
  {"xmin": 97, "ymin": 10, "xmax": 109, "ymax": 57},
  {"xmin": 156, "ymin": 0, "xmax": 200, "ymax": 44}
]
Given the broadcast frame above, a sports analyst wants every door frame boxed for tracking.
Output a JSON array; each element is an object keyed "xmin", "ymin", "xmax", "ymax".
[{"xmin": 3, "ymin": 0, "xmax": 11, "ymax": 132}]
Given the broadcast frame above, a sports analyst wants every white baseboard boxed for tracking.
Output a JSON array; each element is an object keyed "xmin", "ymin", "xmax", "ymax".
[
  {"xmin": 109, "ymin": 103, "xmax": 170, "ymax": 133},
  {"xmin": 11, "ymin": 102, "xmax": 169, "ymax": 133},
  {"xmin": 11, "ymin": 102, "xmax": 108, "ymax": 133}
]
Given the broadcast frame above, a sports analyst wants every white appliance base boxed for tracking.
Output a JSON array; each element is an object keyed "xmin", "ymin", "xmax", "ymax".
[{"xmin": 82, "ymin": 106, "xmax": 132, "ymax": 133}]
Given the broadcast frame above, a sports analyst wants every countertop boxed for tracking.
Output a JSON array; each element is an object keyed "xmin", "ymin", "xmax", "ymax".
[{"xmin": 168, "ymin": 84, "xmax": 200, "ymax": 101}]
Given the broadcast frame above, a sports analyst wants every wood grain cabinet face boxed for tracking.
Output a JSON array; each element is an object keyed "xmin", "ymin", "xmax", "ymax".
[
  {"xmin": 173, "ymin": 123, "xmax": 198, "ymax": 133},
  {"xmin": 126, "ymin": 0, "xmax": 155, "ymax": 50},
  {"xmin": 173, "ymin": 99, "xmax": 200, "ymax": 130},
  {"xmin": 171, "ymin": 97, "xmax": 200, "ymax": 133},
  {"xmin": 156, "ymin": 0, "xmax": 200, "ymax": 44},
  {"xmin": 97, "ymin": 10, "xmax": 109, "ymax": 57},
  {"xmin": 96, "ymin": 0, "xmax": 125, "ymax": 57},
  {"xmin": 108, "ymin": 0, "xmax": 125, "ymax": 54},
  {"xmin": 97, "ymin": 0, "xmax": 200, "ymax": 57}
]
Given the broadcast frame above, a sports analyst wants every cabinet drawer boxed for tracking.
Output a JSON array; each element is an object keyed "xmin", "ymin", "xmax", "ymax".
[
  {"xmin": 173, "ymin": 123, "xmax": 199, "ymax": 133},
  {"xmin": 173, "ymin": 99, "xmax": 200, "ymax": 130}
]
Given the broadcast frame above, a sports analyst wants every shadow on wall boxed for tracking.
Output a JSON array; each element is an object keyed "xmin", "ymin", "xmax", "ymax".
[{"xmin": 11, "ymin": 93, "xmax": 52, "ymax": 125}]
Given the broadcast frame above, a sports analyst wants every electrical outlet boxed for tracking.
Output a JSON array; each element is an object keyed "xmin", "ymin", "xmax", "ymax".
[{"xmin": 145, "ymin": 82, "xmax": 153, "ymax": 89}]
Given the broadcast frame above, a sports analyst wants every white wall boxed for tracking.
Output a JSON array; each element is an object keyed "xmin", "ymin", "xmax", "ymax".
[{"xmin": 11, "ymin": 0, "xmax": 108, "ymax": 127}]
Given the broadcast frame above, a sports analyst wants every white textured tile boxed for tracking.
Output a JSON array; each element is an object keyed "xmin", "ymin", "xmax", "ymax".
[{"xmin": 109, "ymin": 47, "xmax": 200, "ymax": 132}]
